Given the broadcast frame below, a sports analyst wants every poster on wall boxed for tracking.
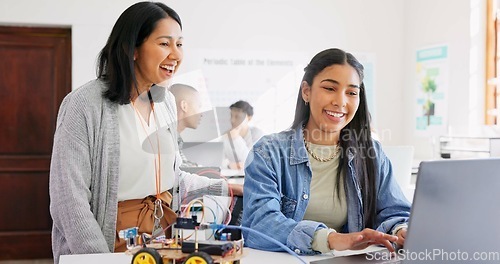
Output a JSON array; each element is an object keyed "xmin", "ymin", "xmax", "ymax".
[{"xmin": 415, "ymin": 45, "xmax": 449, "ymax": 136}]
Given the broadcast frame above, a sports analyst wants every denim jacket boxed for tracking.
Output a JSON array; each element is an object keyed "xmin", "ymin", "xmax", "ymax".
[{"xmin": 242, "ymin": 126, "xmax": 411, "ymax": 255}]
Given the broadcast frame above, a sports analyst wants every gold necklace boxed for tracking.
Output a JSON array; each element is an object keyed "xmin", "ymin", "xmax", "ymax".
[{"xmin": 303, "ymin": 128, "xmax": 339, "ymax": 162}]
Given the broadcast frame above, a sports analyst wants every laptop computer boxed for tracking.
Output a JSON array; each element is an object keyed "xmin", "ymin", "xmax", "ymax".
[
  {"xmin": 311, "ymin": 158, "xmax": 500, "ymax": 263},
  {"xmin": 181, "ymin": 141, "xmax": 224, "ymax": 167}
]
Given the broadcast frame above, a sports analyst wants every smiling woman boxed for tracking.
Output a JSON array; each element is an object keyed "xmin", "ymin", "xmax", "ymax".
[
  {"xmin": 301, "ymin": 64, "xmax": 361, "ymax": 144},
  {"xmin": 133, "ymin": 17, "xmax": 183, "ymax": 97},
  {"xmin": 242, "ymin": 48, "xmax": 411, "ymax": 256},
  {"xmin": 48, "ymin": 2, "xmax": 231, "ymax": 263}
]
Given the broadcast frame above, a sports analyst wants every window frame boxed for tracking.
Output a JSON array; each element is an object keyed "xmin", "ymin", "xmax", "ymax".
[{"xmin": 486, "ymin": 0, "xmax": 498, "ymax": 124}]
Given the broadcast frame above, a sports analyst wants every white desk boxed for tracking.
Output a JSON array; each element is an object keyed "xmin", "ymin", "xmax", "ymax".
[{"xmin": 60, "ymin": 246, "xmax": 385, "ymax": 264}]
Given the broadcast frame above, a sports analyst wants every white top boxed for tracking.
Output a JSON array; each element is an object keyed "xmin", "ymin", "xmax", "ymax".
[
  {"xmin": 117, "ymin": 103, "xmax": 175, "ymax": 201},
  {"xmin": 223, "ymin": 126, "xmax": 264, "ymax": 164}
]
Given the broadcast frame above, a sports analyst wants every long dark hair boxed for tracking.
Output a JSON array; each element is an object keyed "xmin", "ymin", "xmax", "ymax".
[
  {"xmin": 292, "ymin": 48, "xmax": 377, "ymax": 229},
  {"xmin": 97, "ymin": 2, "xmax": 182, "ymax": 104}
]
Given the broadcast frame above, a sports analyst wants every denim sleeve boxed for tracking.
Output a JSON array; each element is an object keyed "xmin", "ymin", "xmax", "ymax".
[
  {"xmin": 242, "ymin": 146, "xmax": 325, "ymax": 255},
  {"xmin": 373, "ymin": 143, "xmax": 411, "ymax": 234}
]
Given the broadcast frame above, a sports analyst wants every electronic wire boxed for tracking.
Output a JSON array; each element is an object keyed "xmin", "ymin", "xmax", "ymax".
[{"xmin": 207, "ymin": 224, "xmax": 307, "ymax": 264}]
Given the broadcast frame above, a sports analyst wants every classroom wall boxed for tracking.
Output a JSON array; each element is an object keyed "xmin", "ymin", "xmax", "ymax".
[
  {"xmin": 0, "ymin": 0, "xmax": 407, "ymax": 144},
  {"xmin": 2, "ymin": 0, "xmax": 485, "ymax": 155},
  {"xmin": 401, "ymin": 0, "xmax": 486, "ymax": 159}
]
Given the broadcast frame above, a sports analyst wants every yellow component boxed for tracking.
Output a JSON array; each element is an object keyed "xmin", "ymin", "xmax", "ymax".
[
  {"xmin": 169, "ymin": 243, "xmax": 181, "ymax": 248},
  {"xmin": 133, "ymin": 252, "xmax": 158, "ymax": 264},
  {"xmin": 184, "ymin": 256, "xmax": 208, "ymax": 264}
]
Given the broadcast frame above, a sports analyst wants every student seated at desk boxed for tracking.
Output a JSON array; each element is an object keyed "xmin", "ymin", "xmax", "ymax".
[
  {"xmin": 222, "ymin": 100, "xmax": 264, "ymax": 170},
  {"xmin": 242, "ymin": 48, "xmax": 410, "ymax": 255},
  {"xmin": 170, "ymin": 83, "xmax": 243, "ymax": 196}
]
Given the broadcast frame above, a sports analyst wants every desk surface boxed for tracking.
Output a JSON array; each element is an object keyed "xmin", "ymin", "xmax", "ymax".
[
  {"xmin": 60, "ymin": 246, "xmax": 385, "ymax": 264},
  {"xmin": 220, "ymin": 168, "xmax": 245, "ymax": 177}
]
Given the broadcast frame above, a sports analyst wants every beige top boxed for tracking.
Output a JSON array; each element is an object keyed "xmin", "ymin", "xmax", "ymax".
[
  {"xmin": 303, "ymin": 142, "xmax": 348, "ymax": 253},
  {"xmin": 303, "ymin": 142, "xmax": 347, "ymax": 230}
]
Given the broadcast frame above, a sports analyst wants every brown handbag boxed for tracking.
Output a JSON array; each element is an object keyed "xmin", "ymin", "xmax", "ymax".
[{"xmin": 114, "ymin": 191, "xmax": 177, "ymax": 252}]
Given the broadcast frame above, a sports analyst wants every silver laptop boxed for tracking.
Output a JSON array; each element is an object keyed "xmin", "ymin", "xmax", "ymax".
[
  {"xmin": 181, "ymin": 141, "xmax": 224, "ymax": 167},
  {"xmin": 311, "ymin": 158, "xmax": 500, "ymax": 263}
]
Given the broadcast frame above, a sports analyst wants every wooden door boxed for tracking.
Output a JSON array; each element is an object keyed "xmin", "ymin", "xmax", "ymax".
[{"xmin": 0, "ymin": 25, "xmax": 71, "ymax": 260}]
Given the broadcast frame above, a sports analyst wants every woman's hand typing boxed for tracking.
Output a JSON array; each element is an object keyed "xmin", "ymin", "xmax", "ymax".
[{"xmin": 327, "ymin": 228, "xmax": 399, "ymax": 252}]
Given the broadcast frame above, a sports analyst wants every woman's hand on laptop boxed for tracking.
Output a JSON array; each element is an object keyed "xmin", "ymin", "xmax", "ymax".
[
  {"xmin": 327, "ymin": 228, "xmax": 398, "ymax": 252},
  {"xmin": 395, "ymin": 228, "xmax": 407, "ymax": 246}
]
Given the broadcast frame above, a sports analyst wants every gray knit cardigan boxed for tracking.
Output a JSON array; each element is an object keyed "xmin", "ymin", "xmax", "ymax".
[{"xmin": 49, "ymin": 79, "xmax": 227, "ymax": 263}]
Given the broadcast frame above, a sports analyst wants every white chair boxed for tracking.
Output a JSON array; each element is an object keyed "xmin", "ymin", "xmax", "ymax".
[{"xmin": 382, "ymin": 145, "xmax": 415, "ymax": 201}]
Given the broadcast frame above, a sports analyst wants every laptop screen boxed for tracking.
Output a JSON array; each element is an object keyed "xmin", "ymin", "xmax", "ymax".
[
  {"xmin": 181, "ymin": 141, "xmax": 224, "ymax": 167},
  {"xmin": 403, "ymin": 158, "xmax": 500, "ymax": 263}
]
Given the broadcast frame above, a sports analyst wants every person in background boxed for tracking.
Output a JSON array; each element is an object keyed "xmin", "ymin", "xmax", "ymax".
[
  {"xmin": 170, "ymin": 83, "xmax": 203, "ymax": 167},
  {"xmin": 242, "ymin": 48, "xmax": 410, "ymax": 255},
  {"xmin": 170, "ymin": 83, "xmax": 243, "ymax": 195},
  {"xmin": 222, "ymin": 100, "xmax": 264, "ymax": 169},
  {"xmin": 49, "ymin": 3, "xmax": 232, "ymax": 263}
]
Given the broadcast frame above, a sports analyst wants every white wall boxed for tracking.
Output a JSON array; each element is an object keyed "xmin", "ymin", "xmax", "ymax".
[
  {"xmin": 0, "ymin": 0, "xmax": 407, "ymax": 144},
  {"xmin": 4, "ymin": 0, "xmax": 486, "ymax": 153},
  {"xmin": 402, "ymin": 0, "xmax": 486, "ymax": 160}
]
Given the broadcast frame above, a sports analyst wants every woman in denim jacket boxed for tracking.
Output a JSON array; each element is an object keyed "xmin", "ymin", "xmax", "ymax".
[{"xmin": 242, "ymin": 48, "xmax": 411, "ymax": 255}]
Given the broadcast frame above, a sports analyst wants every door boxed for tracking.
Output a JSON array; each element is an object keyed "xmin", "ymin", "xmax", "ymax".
[{"xmin": 0, "ymin": 25, "xmax": 71, "ymax": 260}]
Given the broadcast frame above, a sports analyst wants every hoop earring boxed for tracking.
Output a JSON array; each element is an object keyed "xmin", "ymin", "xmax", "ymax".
[{"xmin": 304, "ymin": 100, "xmax": 309, "ymax": 106}]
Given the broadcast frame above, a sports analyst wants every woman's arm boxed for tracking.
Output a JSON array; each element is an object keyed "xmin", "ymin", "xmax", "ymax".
[
  {"xmin": 49, "ymin": 96, "xmax": 110, "ymax": 256},
  {"xmin": 242, "ymin": 145, "xmax": 326, "ymax": 255},
  {"xmin": 174, "ymin": 149, "xmax": 229, "ymax": 207},
  {"xmin": 373, "ymin": 142, "xmax": 411, "ymax": 238}
]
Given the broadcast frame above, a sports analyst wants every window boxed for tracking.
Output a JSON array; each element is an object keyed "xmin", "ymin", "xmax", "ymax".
[{"xmin": 486, "ymin": 0, "xmax": 500, "ymax": 124}]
